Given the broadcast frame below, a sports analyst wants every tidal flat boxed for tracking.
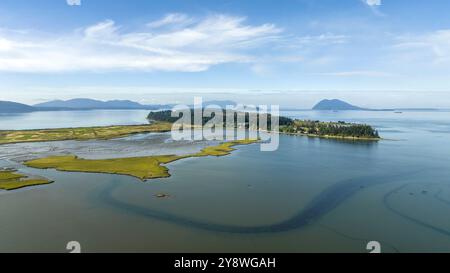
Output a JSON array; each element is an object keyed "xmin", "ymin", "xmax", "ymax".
[
  {"xmin": 0, "ymin": 122, "xmax": 172, "ymax": 145},
  {"xmin": 23, "ymin": 139, "xmax": 259, "ymax": 180},
  {"xmin": 0, "ymin": 123, "xmax": 259, "ymax": 189},
  {"xmin": 0, "ymin": 169, "xmax": 53, "ymax": 191}
]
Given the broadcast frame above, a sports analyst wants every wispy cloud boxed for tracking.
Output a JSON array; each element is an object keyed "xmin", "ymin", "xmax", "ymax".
[
  {"xmin": 393, "ymin": 29, "xmax": 450, "ymax": 65},
  {"xmin": 362, "ymin": 0, "xmax": 384, "ymax": 16},
  {"xmin": 0, "ymin": 14, "xmax": 282, "ymax": 73},
  {"xmin": 296, "ymin": 33, "xmax": 348, "ymax": 46},
  {"xmin": 365, "ymin": 0, "xmax": 381, "ymax": 7},
  {"xmin": 279, "ymin": 33, "xmax": 348, "ymax": 49},
  {"xmin": 315, "ymin": 70, "xmax": 395, "ymax": 77},
  {"xmin": 146, "ymin": 13, "xmax": 192, "ymax": 28}
]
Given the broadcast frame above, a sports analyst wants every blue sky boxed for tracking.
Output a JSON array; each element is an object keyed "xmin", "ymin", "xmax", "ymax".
[{"xmin": 1, "ymin": 0, "xmax": 450, "ymax": 108}]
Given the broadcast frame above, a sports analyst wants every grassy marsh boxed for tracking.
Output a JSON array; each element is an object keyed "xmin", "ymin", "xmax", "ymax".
[
  {"xmin": 0, "ymin": 170, "xmax": 53, "ymax": 191},
  {"xmin": 24, "ymin": 155, "xmax": 184, "ymax": 180},
  {"xmin": 0, "ymin": 122, "xmax": 173, "ymax": 145},
  {"xmin": 194, "ymin": 139, "xmax": 259, "ymax": 157},
  {"xmin": 24, "ymin": 139, "xmax": 259, "ymax": 181}
]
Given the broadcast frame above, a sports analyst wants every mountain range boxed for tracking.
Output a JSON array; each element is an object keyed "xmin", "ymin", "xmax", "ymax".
[
  {"xmin": 0, "ymin": 101, "xmax": 35, "ymax": 113},
  {"xmin": 0, "ymin": 98, "xmax": 440, "ymax": 113},
  {"xmin": 33, "ymin": 98, "xmax": 172, "ymax": 110},
  {"xmin": 0, "ymin": 98, "xmax": 238, "ymax": 113}
]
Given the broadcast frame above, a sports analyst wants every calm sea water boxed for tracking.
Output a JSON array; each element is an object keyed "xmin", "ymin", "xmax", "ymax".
[
  {"xmin": 1, "ymin": 110, "xmax": 450, "ymax": 252},
  {"xmin": 0, "ymin": 110, "xmax": 150, "ymax": 130}
]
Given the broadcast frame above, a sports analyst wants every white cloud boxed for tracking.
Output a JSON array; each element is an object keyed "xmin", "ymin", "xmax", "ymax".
[
  {"xmin": 298, "ymin": 33, "xmax": 348, "ymax": 44},
  {"xmin": 84, "ymin": 19, "xmax": 118, "ymax": 39},
  {"xmin": 315, "ymin": 70, "xmax": 395, "ymax": 77},
  {"xmin": 279, "ymin": 33, "xmax": 348, "ymax": 49},
  {"xmin": 365, "ymin": 0, "xmax": 381, "ymax": 6},
  {"xmin": 147, "ymin": 13, "xmax": 192, "ymax": 28},
  {"xmin": 296, "ymin": 33, "xmax": 348, "ymax": 46},
  {"xmin": 0, "ymin": 38, "xmax": 14, "ymax": 51},
  {"xmin": 0, "ymin": 14, "xmax": 282, "ymax": 73},
  {"xmin": 393, "ymin": 30, "xmax": 450, "ymax": 65},
  {"xmin": 363, "ymin": 0, "xmax": 384, "ymax": 16}
]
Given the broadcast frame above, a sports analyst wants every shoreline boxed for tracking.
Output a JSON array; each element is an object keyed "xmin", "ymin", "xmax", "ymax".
[
  {"xmin": 278, "ymin": 131, "xmax": 381, "ymax": 141},
  {"xmin": 0, "ymin": 169, "xmax": 54, "ymax": 191},
  {"xmin": 256, "ymin": 128, "xmax": 381, "ymax": 141}
]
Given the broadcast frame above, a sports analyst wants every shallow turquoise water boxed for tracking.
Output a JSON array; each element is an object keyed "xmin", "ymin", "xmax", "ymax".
[{"xmin": 0, "ymin": 110, "xmax": 449, "ymax": 252}]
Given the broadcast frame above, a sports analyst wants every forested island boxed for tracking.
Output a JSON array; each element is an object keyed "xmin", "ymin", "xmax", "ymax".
[
  {"xmin": 147, "ymin": 110, "xmax": 380, "ymax": 140},
  {"xmin": 147, "ymin": 110, "xmax": 293, "ymax": 128},
  {"xmin": 279, "ymin": 120, "xmax": 379, "ymax": 140}
]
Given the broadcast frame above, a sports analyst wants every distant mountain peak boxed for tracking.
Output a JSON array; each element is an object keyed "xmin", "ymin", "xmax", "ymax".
[
  {"xmin": 34, "ymin": 98, "xmax": 145, "ymax": 109},
  {"xmin": 312, "ymin": 99, "xmax": 365, "ymax": 111},
  {"xmin": 0, "ymin": 101, "xmax": 35, "ymax": 113}
]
